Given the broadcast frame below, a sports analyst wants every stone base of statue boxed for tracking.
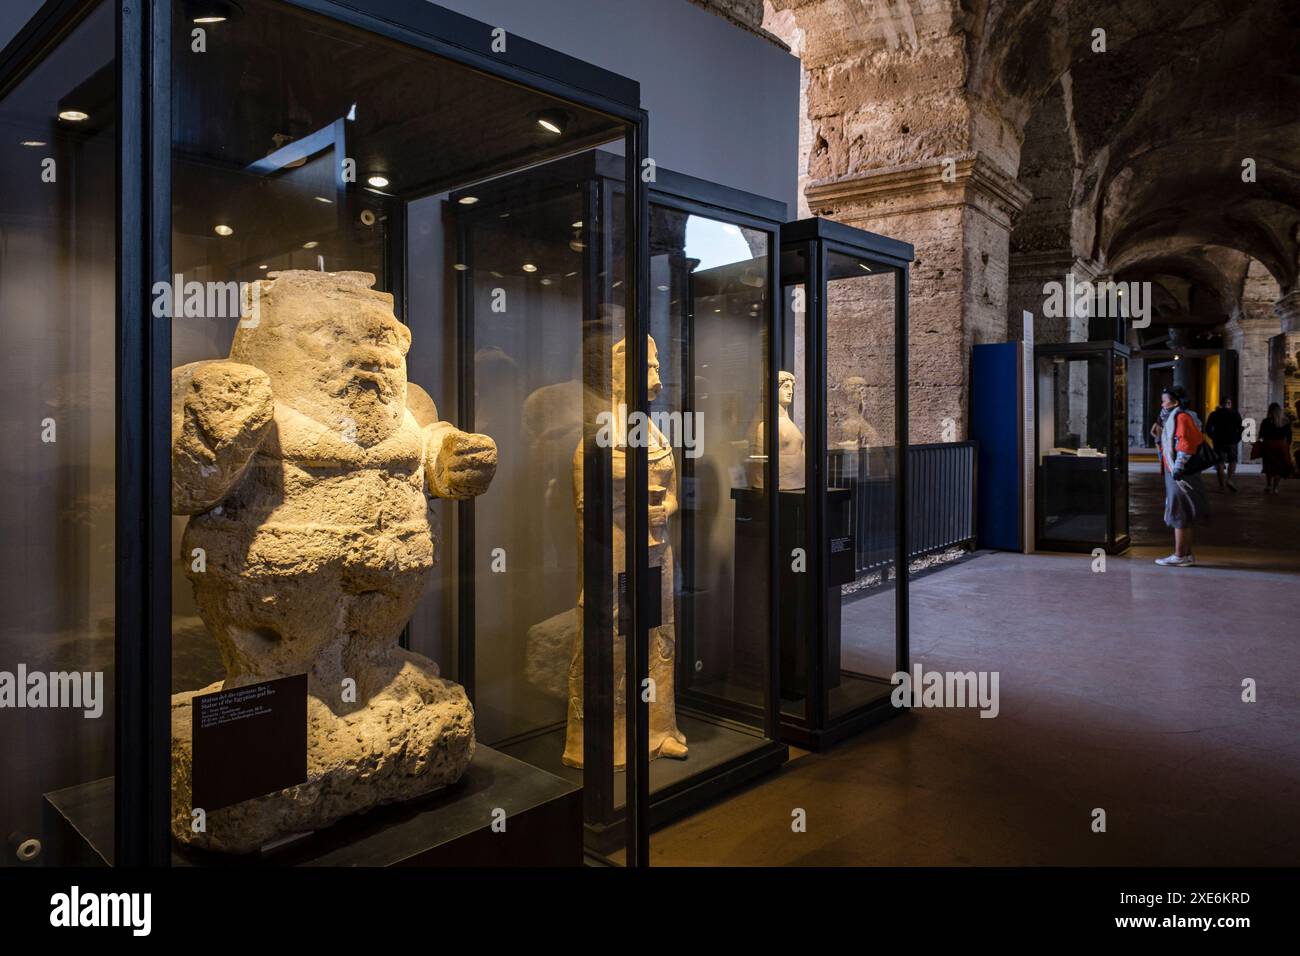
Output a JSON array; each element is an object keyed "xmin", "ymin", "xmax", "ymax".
[{"xmin": 170, "ymin": 649, "xmax": 474, "ymax": 855}]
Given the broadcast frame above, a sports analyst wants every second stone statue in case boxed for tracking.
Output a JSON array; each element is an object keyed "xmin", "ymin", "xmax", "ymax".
[{"xmin": 562, "ymin": 334, "xmax": 688, "ymax": 770}]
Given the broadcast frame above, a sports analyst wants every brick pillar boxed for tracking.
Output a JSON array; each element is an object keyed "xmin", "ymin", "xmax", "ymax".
[
  {"xmin": 804, "ymin": 154, "xmax": 1029, "ymax": 442},
  {"xmin": 1007, "ymin": 252, "xmax": 1104, "ymax": 344},
  {"xmin": 1270, "ymin": 290, "xmax": 1300, "ymax": 427}
]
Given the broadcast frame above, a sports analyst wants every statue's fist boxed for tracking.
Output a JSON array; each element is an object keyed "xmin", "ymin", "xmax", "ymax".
[
  {"xmin": 428, "ymin": 429, "xmax": 497, "ymax": 500},
  {"xmin": 171, "ymin": 360, "xmax": 274, "ymax": 514}
]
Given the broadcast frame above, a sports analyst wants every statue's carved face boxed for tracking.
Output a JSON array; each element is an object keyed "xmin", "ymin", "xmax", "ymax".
[
  {"xmin": 231, "ymin": 272, "xmax": 411, "ymax": 444},
  {"xmin": 778, "ymin": 372, "xmax": 795, "ymax": 407},
  {"xmin": 611, "ymin": 335, "xmax": 662, "ymax": 403}
]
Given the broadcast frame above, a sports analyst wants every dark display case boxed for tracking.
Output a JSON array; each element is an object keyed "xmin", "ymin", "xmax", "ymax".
[
  {"xmin": 1, "ymin": 0, "xmax": 666, "ymax": 866},
  {"xmin": 1033, "ymin": 341, "xmax": 1130, "ymax": 554},
  {"xmin": 777, "ymin": 219, "xmax": 913, "ymax": 749},
  {"xmin": 444, "ymin": 151, "xmax": 788, "ymax": 854}
]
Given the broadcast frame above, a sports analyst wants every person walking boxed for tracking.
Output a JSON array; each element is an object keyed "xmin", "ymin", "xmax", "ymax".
[
  {"xmin": 1153, "ymin": 385, "xmax": 1208, "ymax": 567},
  {"xmin": 1259, "ymin": 402, "xmax": 1294, "ymax": 495},
  {"xmin": 1204, "ymin": 397, "xmax": 1244, "ymax": 492}
]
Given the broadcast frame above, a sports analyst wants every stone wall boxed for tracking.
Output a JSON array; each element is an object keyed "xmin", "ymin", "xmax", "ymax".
[
  {"xmin": 688, "ymin": 0, "xmax": 780, "ymax": 41},
  {"xmin": 1226, "ymin": 259, "xmax": 1281, "ymax": 431}
]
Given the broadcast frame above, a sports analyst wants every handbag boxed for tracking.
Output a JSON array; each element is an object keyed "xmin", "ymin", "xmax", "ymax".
[
  {"xmin": 1250, "ymin": 441, "xmax": 1263, "ymax": 461},
  {"xmin": 1183, "ymin": 440, "xmax": 1217, "ymax": 476},
  {"xmin": 1178, "ymin": 412, "xmax": 1216, "ymax": 476}
]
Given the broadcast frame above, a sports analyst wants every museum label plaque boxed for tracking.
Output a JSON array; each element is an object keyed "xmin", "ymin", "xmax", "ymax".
[{"xmin": 192, "ymin": 674, "xmax": 308, "ymax": 812}]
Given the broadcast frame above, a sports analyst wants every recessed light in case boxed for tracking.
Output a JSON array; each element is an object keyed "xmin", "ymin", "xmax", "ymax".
[
  {"xmin": 259, "ymin": 264, "xmax": 268, "ymax": 270},
  {"xmin": 213, "ymin": 224, "xmax": 234, "ymax": 237},
  {"xmin": 367, "ymin": 175, "xmax": 389, "ymax": 188},
  {"xmin": 571, "ymin": 221, "xmax": 583, "ymax": 229},
  {"xmin": 453, "ymin": 263, "xmax": 468, "ymax": 271},
  {"xmin": 303, "ymin": 241, "xmax": 319, "ymax": 249},
  {"xmin": 314, "ymin": 196, "xmax": 333, "ymax": 204},
  {"xmin": 20, "ymin": 140, "xmax": 46, "ymax": 147},
  {"xmin": 522, "ymin": 263, "xmax": 538, "ymax": 273},
  {"xmin": 535, "ymin": 109, "xmax": 569, "ymax": 135},
  {"xmin": 58, "ymin": 110, "xmax": 88, "ymax": 122},
  {"xmin": 191, "ymin": 0, "xmax": 241, "ymax": 24},
  {"xmin": 458, "ymin": 195, "xmax": 479, "ymax": 205}
]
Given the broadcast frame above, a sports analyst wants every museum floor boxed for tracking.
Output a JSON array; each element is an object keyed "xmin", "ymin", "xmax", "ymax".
[{"xmin": 645, "ymin": 466, "xmax": 1300, "ymax": 865}]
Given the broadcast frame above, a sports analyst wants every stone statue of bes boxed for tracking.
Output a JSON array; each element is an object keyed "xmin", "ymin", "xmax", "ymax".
[{"xmin": 169, "ymin": 270, "xmax": 496, "ymax": 854}]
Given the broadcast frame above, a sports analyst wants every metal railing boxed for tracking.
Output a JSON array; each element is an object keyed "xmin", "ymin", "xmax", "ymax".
[{"xmin": 828, "ymin": 441, "xmax": 977, "ymax": 576}]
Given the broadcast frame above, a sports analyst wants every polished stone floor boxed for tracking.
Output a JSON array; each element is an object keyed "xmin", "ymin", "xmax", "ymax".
[{"xmin": 648, "ymin": 467, "xmax": 1300, "ymax": 865}]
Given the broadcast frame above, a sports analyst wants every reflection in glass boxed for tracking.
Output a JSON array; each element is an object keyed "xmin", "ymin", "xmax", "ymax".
[
  {"xmin": 823, "ymin": 252, "xmax": 897, "ymax": 721},
  {"xmin": 1036, "ymin": 353, "xmax": 1110, "ymax": 543},
  {"xmin": 0, "ymin": 1, "xmax": 117, "ymax": 862}
]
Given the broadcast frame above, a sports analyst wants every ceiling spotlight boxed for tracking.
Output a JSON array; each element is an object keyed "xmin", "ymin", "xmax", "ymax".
[
  {"xmin": 569, "ymin": 240, "xmax": 586, "ymax": 252},
  {"xmin": 657, "ymin": 285, "xmax": 669, "ymax": 292},
  {"xmin": 367, "ymin": 175, "xmax": 389, "ymax": 188},
  {"xmin": 213, "ymin": 224, "xmax": 234, "ymax": 237},
  {"xmin": 190, "ymin": 0, "xmax": 240, "ymax": 24},
  {"xmin": 522, "ymin": 263, "xmax": 538, "ymax": 273},
  {"xmin": 565, "ymin": 271, "xmax": 578, "ymax": 278},
  {"xmin": 258, "ymin": 264, "xmax": 268, "ymax": 270},
  {"xmin": 540, "ymin": 278, "xmax": 553, "ymax": 286},
  {"xmin": 453, "ymin": 263, "xmax": 468, "ymax": 271},
  {"xmin": 58, "ymin": 110, "xmax": 88, "ymax": 122},
  {"xmin": 571, "ymin": 221, "xmax": 583, "ymax": 229},
  {"xmin": 858, "ymin": 262, "xmax": 873, "ymax": 273},
  {"xmin": 20, "ymin": 140, "xmax": 46, "ymax": 147},
  {"xmin": 314, "ymin": 196, "xmax": 333, "ymax": 204},
  {"xmin": 303, "ymin": 240, "xmax": 319, "ymax": 249},
  {"xmin": 535, "ymin": 109, "xmax": 570, "ymax": 135},
  {"xmin": 458, "ymin": 195, "xmax": 479, "ymax": 205}
]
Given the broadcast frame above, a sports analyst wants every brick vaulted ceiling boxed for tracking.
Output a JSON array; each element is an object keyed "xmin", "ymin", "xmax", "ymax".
[{"xmin": 766, "ymin": 0, "xmax": 1300, "ymax": 323}]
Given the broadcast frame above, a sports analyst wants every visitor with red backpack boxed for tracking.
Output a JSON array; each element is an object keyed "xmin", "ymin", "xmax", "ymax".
[{"xmin": 1153, "ymin": 385, "xmax": 1211, "ymax": 567}]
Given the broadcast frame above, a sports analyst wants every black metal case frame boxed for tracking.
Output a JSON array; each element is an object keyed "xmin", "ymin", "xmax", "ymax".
[{"xmin": 0, "ymin": 0, "xmax": 654, "ymax": 866}]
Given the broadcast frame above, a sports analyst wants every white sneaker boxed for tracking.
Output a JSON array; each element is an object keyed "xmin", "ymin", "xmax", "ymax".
[{"xmin": 1155, "ymin": 554, "xmax": 1195, "ymax": 567}]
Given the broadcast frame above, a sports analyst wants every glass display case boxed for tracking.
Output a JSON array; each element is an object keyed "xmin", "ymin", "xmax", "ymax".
[
  {"xmin": 2, "ymin": 0, "xmax": 659, "ymax": 866},
  {"xmin": 444, "ymin": 151, "xmax": 788, "ymax": 856},
  {"xmin": 777, "ymin": 219, "xmax": 913, "ymax": 750},
  {"xmin": 1033, "ymin": 341, "xmax": 1130, "ymax": 553}
]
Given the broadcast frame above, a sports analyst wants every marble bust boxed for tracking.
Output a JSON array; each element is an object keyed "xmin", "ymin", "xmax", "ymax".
[{"xmin": 750, "ymin": 370, "xmax": 806, "ymax": 489}]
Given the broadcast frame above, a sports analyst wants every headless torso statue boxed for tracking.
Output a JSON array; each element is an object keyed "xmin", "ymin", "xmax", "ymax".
[{"xmin": 563, "ymin": 334, "xmax": 688, "ymax": 769}]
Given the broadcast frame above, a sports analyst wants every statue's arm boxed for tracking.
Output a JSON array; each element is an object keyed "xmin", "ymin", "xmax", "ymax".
[
  {"xmin": 663, "ymin": 458, "xmax": 680, "ymax": 521},
  {"xmin": 408, "ymin": 382, "xmax": 497, "ymax": 500},
  {"xmin": 171, "ymin": 360, "xmax": 274, "ymax": 514}
]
